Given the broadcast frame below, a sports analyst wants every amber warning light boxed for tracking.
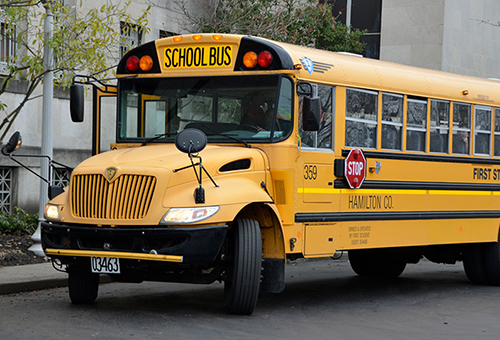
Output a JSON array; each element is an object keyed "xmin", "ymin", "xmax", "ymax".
[
  {"xmin": 126, "ymin": 55, "xmax": 154, "ymax": 73},
  {"xmin": 242, "ymin": 50, "xmax": 273, "ymax": 69}
]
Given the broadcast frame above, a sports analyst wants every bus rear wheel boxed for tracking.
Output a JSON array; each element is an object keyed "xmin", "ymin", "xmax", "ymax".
[
  {"xmin": 463, "ymin": 232, "xmax": 500, "ymax": 286},
  {"xmin": 68, "ymin": 264, "xmax": 99, "ymax": 304},
  {"xmin": 348, "ymin": 249, "xmax": 406, "ymax": 278},
  {"xmin": 485, "ymin": 241, "xmax": 500, "ymax": 285},
  {"xmin": 463, "ymin": 244, "xmax": 490, "ymax": 285},
  {"xmin": 224, "ymin": 218, "xmax": 262, "ymax": 315}
]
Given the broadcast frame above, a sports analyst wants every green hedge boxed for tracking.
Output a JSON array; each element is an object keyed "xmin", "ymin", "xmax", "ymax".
[{"xmin": 0, "ymin": 207, "xmax": 38, "ymax": 236}]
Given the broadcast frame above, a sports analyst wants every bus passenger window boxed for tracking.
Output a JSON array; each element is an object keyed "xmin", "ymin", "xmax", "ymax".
[
  {"xmin": 430, "ymin": 100, "xmax": 450, "ymax": 153},
  {"xmin": 345, "ymin": 88, "xmax": 378, "ymax": 148},
  {"xmin": 452, "ymin": 103, "xmax": 471, "ymax": 155},
  {"xmin": 406, "ymin": 98, "xmax": 427, "ymax": 152},
  {"xmin": 382, "ymin": 93, "xmax": 403, "ymax": 150},
  {"xmin": 298, "ymin": 84, "xmax": 333, "ymax": 149},
  {"xmin": 276, "ymin": 77, "xmax": 293, "ymax": 135},
  {"xmin": 317, "ymin": 85, "xmax": 334, "ymax": 149},
  {"xmin": 495, "ymin": 108, "xmax": 500, "ymax": 157},
  {"xmin": 474, "ymin": 106, "xmax": 491, "ymax": 155}
]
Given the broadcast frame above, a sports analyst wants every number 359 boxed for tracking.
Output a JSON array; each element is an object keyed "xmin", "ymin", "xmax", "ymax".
[{"xmin": 303, "ymin": 164, "xmax": 317, "ymax": 180}]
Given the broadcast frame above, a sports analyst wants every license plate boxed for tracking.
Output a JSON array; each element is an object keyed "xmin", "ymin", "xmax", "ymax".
[{"xmin": 91, "ymin": 257, "xmax": 120, "ymax": 274}]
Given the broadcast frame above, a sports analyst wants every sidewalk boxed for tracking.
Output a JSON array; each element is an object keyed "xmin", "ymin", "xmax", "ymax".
[{"xmin": 0, "ymin": 262, "xmax": 68, "ymax": 295}]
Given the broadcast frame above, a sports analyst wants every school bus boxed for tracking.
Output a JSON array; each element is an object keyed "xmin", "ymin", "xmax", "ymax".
[{"xmin": 35, "ymin": 33, "xmax": 500, "ymax": 315}]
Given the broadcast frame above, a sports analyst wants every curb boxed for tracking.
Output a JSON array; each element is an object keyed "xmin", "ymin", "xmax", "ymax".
[{"xmin": 0, "ymin": 262, "xmax": 110, "ymax": 295}]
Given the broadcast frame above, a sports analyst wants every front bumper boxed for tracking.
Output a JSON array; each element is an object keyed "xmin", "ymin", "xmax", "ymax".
[{"xmin": 41, "ymin": 222, "xmax": 228, "ymax": 265}]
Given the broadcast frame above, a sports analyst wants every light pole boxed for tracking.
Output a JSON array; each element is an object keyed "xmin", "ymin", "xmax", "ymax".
[{"xmin": 29, "ymin": 1, "xmax": 53, "ymax": 257}]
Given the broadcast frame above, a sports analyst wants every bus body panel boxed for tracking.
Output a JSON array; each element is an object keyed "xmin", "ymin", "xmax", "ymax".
[{"xmin": 36, "ymin": 33, "xmax": 500, "ymax": 313}]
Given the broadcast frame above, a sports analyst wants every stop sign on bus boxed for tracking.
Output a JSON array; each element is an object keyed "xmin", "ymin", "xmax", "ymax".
[{"xmin": 345, "ymin": 149, "xmax": 366, "ymax": 189}]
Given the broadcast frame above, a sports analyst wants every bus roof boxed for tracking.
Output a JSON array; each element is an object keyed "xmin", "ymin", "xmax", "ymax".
[{"xmin": 118, "ymin": 33, "xmax": 500, "ymax": 106}]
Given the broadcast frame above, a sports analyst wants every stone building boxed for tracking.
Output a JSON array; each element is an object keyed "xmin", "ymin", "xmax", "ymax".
[{"xmin": 1, "ymin": 0, "xmax": 500, "ymax": 214}]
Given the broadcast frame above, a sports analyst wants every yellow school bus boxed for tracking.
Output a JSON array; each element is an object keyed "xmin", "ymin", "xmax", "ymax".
[{"xmin": 38, "ymin": 33, "xmax": 500, "ymax": 315}]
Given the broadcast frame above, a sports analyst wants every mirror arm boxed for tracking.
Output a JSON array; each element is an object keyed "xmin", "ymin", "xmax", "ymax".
[
  {"xmin": 72, "ymin": 74, "xmax": 120, "ymax": 94},
  {"xmin": 7, "ymin": 155, "xmax": 50, "ymax": 184},
  {"xmin": 6, "ymin": 153, "xmax": 73, "ymax": 183}
]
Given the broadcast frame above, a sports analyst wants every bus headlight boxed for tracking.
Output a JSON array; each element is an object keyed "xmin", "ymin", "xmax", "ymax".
[
  {"xmin": 160, "ymin": 206, "xmax": 220, "ymax": 225},
  {"xmin": 44, "ymin": 204, "xmax": 61, "ymax": 222}
]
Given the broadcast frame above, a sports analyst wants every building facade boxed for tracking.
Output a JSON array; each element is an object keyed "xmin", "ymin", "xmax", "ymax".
[{"xmin": 1, "ymin": 0, "xmax": 500, "ymax": 214}]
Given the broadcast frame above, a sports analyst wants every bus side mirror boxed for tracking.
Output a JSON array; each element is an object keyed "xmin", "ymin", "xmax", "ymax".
[
  {"xmin": 2, "ymin": 131, "xmax": 22, "ymax": 155},
  {"xmin": 175, "ymin": 128, "xmax": 207, "ymax": 154},
  {"xmin": 302, "ymin": 96, "xmax": 321, "ymax": 131},
  {"xmin": 70, "ymin": 84, "xmax": 85, "ymax": 123}
]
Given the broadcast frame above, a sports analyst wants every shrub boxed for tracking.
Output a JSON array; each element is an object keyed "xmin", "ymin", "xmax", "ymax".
[{"xmin": 0, "ymin": 207, "xmax": 38, "ymax": 236}]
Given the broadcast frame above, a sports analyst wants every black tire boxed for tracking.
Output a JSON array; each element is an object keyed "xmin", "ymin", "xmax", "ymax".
[
  {"xmin": 485, "ymin": 239, "xmax": 500, "ymax": 285},
  {"xmin": 68, "ymin": 264, "xmax": 99, "ymax": 304},
  {"xmin": 224, "ymin": 218, "xmax": 262, "ymax": 315},
  {"xmin": 463, "ymin": 244, "xmax": 490, "ymax": 285},
  {"xmin": 348, "ymin": 249, "xmax": 406, "ymax": 278},
  {"xmin": 348, "ymin": 250, "xmax": 377, "ymax": 277}
]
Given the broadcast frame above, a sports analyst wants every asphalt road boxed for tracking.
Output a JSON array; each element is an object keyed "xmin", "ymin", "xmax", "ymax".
[{"xmin": 1, "ymin": 258, "xmax": 499, "ymax": 340}]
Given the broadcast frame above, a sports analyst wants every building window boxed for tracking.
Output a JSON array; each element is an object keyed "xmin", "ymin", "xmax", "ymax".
[
  {"xmin": 0, "ymin": 168, "xmax": 12, "ymax": 214},
  {"xmin": 120, "ymin": 22, "xmax": 142, "ymax": 56},
  {"xmin": 329, "ymin": 0, "xmax": 382, "ymax": 59},
  {"xmin": 0, "ymin": 21, "xmax": 16, "ymax": 63}
]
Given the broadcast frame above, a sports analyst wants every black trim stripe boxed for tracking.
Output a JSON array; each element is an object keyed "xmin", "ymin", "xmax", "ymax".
[
  {"xmin": 295, "ymin": 211, "xmax": 500, "ymax": 223},
  {"xmin": 342, "ymin": 149, "xmax": 500, "ymax": 165},
  {"xmin": 334, "ymin": 179, "xmax": 500, "ymax": 191}
]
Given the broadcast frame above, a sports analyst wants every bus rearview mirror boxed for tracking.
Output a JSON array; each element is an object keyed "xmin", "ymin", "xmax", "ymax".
[
  {"xmin": 302, "ymin": 96, "xmax": 321, "ymax": 131},
  {"xmin": 175, "ymin": 128, "xmax": 208, "ymax": 154},
  {"xmin": 2, "ymin": 131, "xmax": 22, "ymax": 155},
  {"xmin": 70, "ymin": 84, "xmax": 85, "ymax": 123}
]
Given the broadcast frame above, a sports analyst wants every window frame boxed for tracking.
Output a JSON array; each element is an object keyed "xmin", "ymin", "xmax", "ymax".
[
  {"xmin": 405, "ymin": 97, "xmax": 428, "ymax": 153},
  {"xmin": 345, "ymin": 87, "xmax": 379, "ymax": 149},
  {"xmin": 474, "ymin": 105, "xmax": 492, "ymax": 156},
  {"xmin": 429, "ymin": 99, "xmax": 450, "ymax": 154},
  {"xmin": 381, "ymin": 92, "xmax": 403, "ymax": 151}
]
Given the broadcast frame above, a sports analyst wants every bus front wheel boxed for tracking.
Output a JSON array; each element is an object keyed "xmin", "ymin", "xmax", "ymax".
[
  {"xmin": 68, "ymin": 264, "xmax": 99, "ymax": 304},
  {"xmin": 224, "ymin": 218, "xmax": 262, "ymax": 315}
]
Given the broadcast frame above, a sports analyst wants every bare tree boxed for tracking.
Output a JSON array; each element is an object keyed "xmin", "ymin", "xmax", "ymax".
[{"xmin": 0, "ymin": 0, "xmax": 150, "ymax": 141}]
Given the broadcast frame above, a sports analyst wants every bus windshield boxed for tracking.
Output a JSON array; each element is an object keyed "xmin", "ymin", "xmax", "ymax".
[{"xmin": 118, "ymin": 75, "xmax": 293, "ymax": 143}]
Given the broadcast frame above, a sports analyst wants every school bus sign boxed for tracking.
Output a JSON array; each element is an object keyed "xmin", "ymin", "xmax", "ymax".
[{"xmin": 345, "ymin": 149, "xmax": 366, "ymax": 189}]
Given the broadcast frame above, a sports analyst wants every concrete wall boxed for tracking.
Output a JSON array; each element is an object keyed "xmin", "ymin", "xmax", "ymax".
[
  {"xmin": 380, "ymin": 0, "xmax": 445, "ymax": 70},
  {"xmin": 442, "ymin": 0, "xmax": 500, "ymax": 78},
  {"xmin": 380, "ymin": 0, "xmax": 500, "ymax": 79}
]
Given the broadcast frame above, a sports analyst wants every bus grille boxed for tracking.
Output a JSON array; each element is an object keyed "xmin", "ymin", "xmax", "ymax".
[{"xmin": 71, "ymin": 174, "xmax": 157, "ymax": 220}]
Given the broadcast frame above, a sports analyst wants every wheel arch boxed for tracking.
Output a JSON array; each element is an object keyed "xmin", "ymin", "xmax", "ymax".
[
  {"xmin": 234, "ymin": 202, "xmax": 286, "ymax": 260},
  {"xmin": 234, "ymin": 202, "xmax": 286, "ymax": 294}
]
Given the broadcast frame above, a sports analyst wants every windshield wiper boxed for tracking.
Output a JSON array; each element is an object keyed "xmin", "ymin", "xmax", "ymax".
[{"xmin": 141, "ymin": 132, "xmax": 178, "ymax": 146}]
